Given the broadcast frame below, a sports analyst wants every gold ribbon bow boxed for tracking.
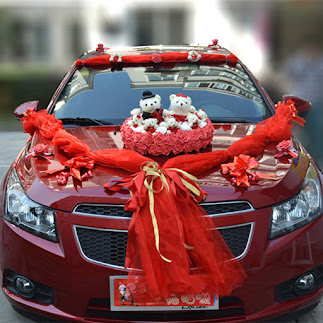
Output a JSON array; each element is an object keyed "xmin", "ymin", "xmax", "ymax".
[{"xmin": 140, "ymin": 161, "xmax": 172, "ymax": 263}]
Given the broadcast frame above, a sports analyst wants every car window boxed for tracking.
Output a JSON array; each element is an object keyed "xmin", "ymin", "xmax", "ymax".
[{"xmin": 52, "ymin": 64, "xmax": 271, "ymax": 125}]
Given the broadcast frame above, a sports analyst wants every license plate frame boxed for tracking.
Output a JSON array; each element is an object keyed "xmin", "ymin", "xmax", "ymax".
[{"xmin": 110, "ymin": 276, "xmax": 219, "ymax": 311}]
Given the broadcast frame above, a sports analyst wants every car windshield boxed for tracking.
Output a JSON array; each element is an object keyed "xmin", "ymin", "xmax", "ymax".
[{"xmin": 52, "ymin": 64, "xmax": 271, "ymax": 125}]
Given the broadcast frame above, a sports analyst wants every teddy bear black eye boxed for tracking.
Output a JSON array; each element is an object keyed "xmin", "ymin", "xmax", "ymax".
[
  {"xmin": 176, "ymin": 101, "xmax": 179, "ymax": 104},
  {"xmin": 185, "ymin": 101, "xmax": 187, "ymax": 104},
  {"xmin": 154, "ymin": 101, "xmax": 157, "ymax": 104},
  {"xmin": 145, "ymin": 104, "xmax": 148, "ymax": 106}
]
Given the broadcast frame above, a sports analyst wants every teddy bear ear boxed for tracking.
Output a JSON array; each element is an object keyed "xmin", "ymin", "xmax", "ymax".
[
  {"xmin": 155, "ymin": 94, "xmax": 161, "ymax": 101},
  {"xmin": 170, "ymin": 94, "xmax": 176, "ymax": 101}
]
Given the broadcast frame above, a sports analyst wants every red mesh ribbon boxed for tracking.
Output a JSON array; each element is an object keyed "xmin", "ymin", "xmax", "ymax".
[
  {"xmin": 105, "ymin": 161, "xmax": 246, "ymax": 298},
  {"xmin": 22, "ymin": 109, "xmax": 63, "ymax": 140}
]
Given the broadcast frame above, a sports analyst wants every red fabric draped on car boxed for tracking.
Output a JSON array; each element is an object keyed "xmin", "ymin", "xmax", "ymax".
[{"xmin": 105, "ymin": 162, "xmax": 246, "ymax": 298}]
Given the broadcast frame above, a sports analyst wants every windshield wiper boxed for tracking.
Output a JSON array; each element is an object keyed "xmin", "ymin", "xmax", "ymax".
[
  {"xmin": 208, "ymin": 117, "xmax": 256, "ymax": 123},
  {"xmin": 59, "ymin": 117, "xmax": 115, "ymax": 126}
]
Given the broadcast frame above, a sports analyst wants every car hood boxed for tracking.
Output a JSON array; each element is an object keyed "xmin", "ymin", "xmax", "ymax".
[{"xmin": 16, "ymin": 124, "xmax": 309, "ymax": 212}]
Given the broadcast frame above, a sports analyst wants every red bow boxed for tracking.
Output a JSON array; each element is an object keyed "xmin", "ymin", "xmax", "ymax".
[
  {"xmin": 274, "ymin": 140, "xmax": 298, "ymax": 159},
  {"xmin": 64, "ymin": 156, "xmax": 94, "ymax": 180},
  {"xmin": 173, "ymin": 115, "xmax": 188, "ymax": 122},
  {"xmin": 150, "ymin": 109, "xmax": 164, "ymax": 123},
  {"xmin": 221, "ymin": 154, "xmax": 259, "ymax": 187},
  {"xmin": 43, "ymin": 156, "xmax": 95, "ymax": 185},
  {"xmin": 26, "ymin": 144, "xmax": 53, "ymax": 161}
]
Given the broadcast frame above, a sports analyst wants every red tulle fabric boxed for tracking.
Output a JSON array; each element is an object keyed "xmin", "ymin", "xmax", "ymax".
[
  {"xmin": 105, "ymin": 166, "xmax": 246, "ymax": 298},
  {"xmin": 162, "ymin": 150, "xmax": 229, "ymax": 175},
  {"xmin": 227, "ymin": 132, "xmax": 267, "ymax": 158},
  {"xmin": 89, "ymin": 149, "xmax": 152, "ymax": 173},
  {"xmin": 52, "ymin": 128, "xmax": 91, "ymax": 157},
  {"xmin": 22, "ymin": 110, "xmax": 63, "ymax": 139}
]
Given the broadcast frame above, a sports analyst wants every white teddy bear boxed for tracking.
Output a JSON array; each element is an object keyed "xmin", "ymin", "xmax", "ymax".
[
  {"xmin": 143, "ymin": 118, "xmax": 158, "ymax": 132},
  {"xmin": 165, "ymin": 117, "xmax": 179, "ymax": 133},
  {"xmin": 131, "ymin": 91, "xmax": 164, "ymax": 123},
  {"xmin": 155, "ymin": 121, "xmax": 168, "ymax": 134},
  {"xmin": 187, "ymin": 113, "xmax": 200, "ymax": 129},
  {"xmin": 129, "ymin": 114, "xmax": 143, "ymax": 127},
  {"xmin": 165, "ymin": 94, "xmax": 196, "ymax": 117},
  {"xmin": 197, "ymin": 109, "xmax": 207, "ymax": 121}
]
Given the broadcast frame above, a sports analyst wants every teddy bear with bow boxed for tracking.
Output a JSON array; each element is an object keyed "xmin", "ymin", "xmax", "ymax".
[
  {"xmin": 163, "ymin": 94, "xmax": 196, "ymax": 122},
  {"xmin": 131, "ymin": 91, "xmax": 164, "ymax": 123}
]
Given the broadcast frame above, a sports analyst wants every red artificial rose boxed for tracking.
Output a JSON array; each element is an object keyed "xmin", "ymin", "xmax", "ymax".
[
  {"xmin": 33, "ymin": 144, "xmax": 47, "ymax": 154},
  {"xmin": 151, "ymin": 53, "xmax": 162, "ymax": 63},
  {"xmin": 140, "ymin": 133, "xmax": 153, "ymax": 146},
  {"xmin": 176, "ymin": 130, "xmax": 189, "ymax": 143},
  {"xmin": 135, "ymin": 142, "xmax": 148, "ymax": 155},
  {"xmin": 277, "ymin": 140, "xmax": 292, "ymax": 151}
]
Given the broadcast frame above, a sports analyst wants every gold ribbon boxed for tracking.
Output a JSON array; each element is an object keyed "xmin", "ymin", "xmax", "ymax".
[
  {"xmin": 165, "ymin": 168, "xmax": 204, "ymax": 199},
  {"xmin": 139, "ymin": 162, "xmax": 201, "ymax": 263},
  {"xmin": 141, "ymin": 162, "xmax": 172, "ymax": 263}
]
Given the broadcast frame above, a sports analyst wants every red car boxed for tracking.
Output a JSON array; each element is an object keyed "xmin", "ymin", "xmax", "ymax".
[{"xmin": 1, "ymin": 43, "xmax": 322, "ymax": 322}]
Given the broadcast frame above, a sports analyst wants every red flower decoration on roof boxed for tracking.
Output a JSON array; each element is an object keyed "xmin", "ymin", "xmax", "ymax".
[
  {"xmin": 151, "ymin": 53, "xmax": 162, "ymax": 63},
  {"xmin": 187, "ymin": 50, "xmax": 201, "ymax": 62}
]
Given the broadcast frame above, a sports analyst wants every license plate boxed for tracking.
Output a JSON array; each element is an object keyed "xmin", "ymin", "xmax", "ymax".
[{"xmin": 110, "ymin": 276, "xmax": 219, "ymax": 311}]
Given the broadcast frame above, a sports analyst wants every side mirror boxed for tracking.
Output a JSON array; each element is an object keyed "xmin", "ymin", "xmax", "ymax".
[
  {"xmin": 283, "ymin": 95, "xmax": 311, "ymax": 115},
  {"xmin": 14, "ymin": 101, "xmax": 39, "ymax": 120}
]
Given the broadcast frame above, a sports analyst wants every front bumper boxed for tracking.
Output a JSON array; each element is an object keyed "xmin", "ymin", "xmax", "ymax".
[{"xmin": 1, "ymin": 207, "xmax": 323, "ymax": 322}]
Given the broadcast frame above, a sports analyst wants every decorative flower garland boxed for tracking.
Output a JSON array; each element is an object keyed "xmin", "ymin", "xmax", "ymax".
[
  {"xmin": 21, "ymin": 93, "xmax": 304, "ymax": 298},
  {"xmin": 75, "ymin": 51, "xmax": 238, "ymax": 68}
]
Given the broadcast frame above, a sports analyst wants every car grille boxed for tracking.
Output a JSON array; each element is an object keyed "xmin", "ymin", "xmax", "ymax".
[
  {"xmin": 73, "ymin": 201, "xmax": 253, "ymax": 218},
  {"xmin": 75, "ymin": 223, "xmax": 253, "ymax": 268},
  {"xmin": 85, "ymin": 296, "xmax": 245, "ymax": 322}
]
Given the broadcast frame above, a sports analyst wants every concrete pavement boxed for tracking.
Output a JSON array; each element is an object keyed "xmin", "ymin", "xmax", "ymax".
[{"xmin": 0, "ymin": 131, "xmax": 322, "ymax": 322}]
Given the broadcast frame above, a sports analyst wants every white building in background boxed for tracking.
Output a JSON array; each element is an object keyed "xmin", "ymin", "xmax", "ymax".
[{"xmin": 0, "ymin": 0, "xmax": 270, "ymax": 75}]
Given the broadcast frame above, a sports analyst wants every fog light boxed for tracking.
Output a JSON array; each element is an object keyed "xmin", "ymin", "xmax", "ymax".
[
  {"xmin": 15, "ymin": 276, "xmax": 35, "ymax": 299},
  {"xmin": 295, "ymin": 273, "xmax": 315, "ymax": 295}
]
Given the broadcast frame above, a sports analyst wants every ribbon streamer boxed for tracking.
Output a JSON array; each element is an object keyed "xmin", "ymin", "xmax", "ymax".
[{"xmin": 141, "ymin": 162, "xmax": 172, "ymax": 263}]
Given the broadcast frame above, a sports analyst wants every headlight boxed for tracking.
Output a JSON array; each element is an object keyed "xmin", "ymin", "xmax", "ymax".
[
  {"xmin": 4, "ymin": 168, "xmax": 58, "ymax": 242},
  {"xmin": 270, "ymin": 163, "xmax": 323, "ymax": 239}
]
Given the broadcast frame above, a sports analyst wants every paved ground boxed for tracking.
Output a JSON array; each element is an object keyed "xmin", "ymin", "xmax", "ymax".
[{"xmin": 0, "ymin": 131, "xmax": 322, "ymax": 322}]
